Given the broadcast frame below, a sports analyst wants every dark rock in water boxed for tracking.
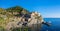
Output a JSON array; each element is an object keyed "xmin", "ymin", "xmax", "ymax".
[{"xmin": 42, "ymin": 22, "xmax": 51, "ymax": 26}]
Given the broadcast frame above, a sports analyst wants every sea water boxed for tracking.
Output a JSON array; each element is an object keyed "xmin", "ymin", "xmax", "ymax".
[{"xmin": 40, "ymin": 18, "xmax": 60, "ymax": 31}]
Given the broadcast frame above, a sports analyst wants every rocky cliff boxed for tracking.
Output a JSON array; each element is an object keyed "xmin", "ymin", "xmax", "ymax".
[{"xmin": 0, "ymin": 6, "xmax": 43, "ymax": 31}]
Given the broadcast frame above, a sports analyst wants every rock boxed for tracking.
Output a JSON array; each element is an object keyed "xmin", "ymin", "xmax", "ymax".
[
  {"xmin": 5, "ymin": 12, "xmax": 51, "ymax": 31},
  {"xmin": 0, "ymin": 6, "xmax": 51, "ymax": 31},
  {"xmin": 5, "ymin": 12, "xmax": 44, "ymax": 31},
  {"xmin": 27, "ymin": 12, "xmax": 43, "ymax": 31}
]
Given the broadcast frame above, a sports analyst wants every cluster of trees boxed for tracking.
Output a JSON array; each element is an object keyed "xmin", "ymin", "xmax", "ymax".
[{"xmin": 6, "ymin": 6, "xmax": 23, "ymax": 13}]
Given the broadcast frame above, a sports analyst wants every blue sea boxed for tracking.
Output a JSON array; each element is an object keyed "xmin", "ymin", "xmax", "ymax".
[{"xmin": 40, "ymin": 18, "xmax": 60, "ymax": 31}]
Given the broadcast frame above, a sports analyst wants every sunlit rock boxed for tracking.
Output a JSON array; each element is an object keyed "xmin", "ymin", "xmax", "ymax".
[{"xmin": 5, "ymin": 12, "xmax": 44, "ymax": 31}]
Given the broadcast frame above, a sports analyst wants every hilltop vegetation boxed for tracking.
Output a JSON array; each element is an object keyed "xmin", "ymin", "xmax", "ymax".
[{"xmin": 6, "ymin": 6, "xmax": 23, "ymax": 12}]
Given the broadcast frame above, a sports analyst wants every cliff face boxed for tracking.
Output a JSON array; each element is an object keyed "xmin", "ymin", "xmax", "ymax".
[
  {"xmin": 0, "ymin": 6, "xmax": 29, "ymax": 30},
  {"xmin": 5, "ymin": 12, "xmax": 43, "ymax": 31},
  {"xmin": 0, "ymin": 6, "xmax": 43, "ymax": 31}
]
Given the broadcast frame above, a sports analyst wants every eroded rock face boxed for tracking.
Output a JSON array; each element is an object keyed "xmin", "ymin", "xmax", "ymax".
[
  {"xmin": 27, "ymin": 12, "xmax": 43, "ymax": 31},
  {"xmin": 5, "ymin": 12, "xmax": 44, "ymax": 31}
]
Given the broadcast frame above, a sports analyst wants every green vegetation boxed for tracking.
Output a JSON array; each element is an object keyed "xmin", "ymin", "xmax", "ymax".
[
  {"xmin": 6, "ymin": 6, "xmax": 23, "ymax": 12},
  {"xmin": 12, "ymin": 27, "xmax": 29, "ymax": 31},
  {"xmin": 0, "ymin": 26, "xmax": 6, "ymax": 31}
]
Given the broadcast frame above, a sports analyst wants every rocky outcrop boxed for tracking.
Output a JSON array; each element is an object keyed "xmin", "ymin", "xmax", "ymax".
[
  {"xmin": 0, "ymin": 6, "xmax": 51, "ymax": 31},
  {"xmin": 5, "ymin": 12, "xmax": 44, "ymax": 31}
]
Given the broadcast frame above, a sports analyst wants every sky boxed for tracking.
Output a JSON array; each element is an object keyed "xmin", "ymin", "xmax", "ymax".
[{"xmin": 0, "ymin": 0, "xmax": 60, "ymax": 18}]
